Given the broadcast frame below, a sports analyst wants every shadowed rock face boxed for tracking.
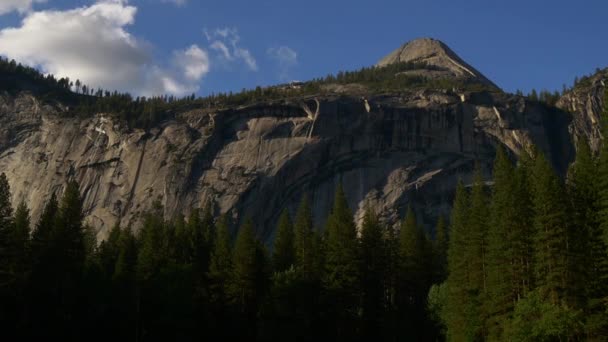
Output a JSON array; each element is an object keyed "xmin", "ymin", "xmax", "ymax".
[{"xmin": 0, "ymin": 40, "xmax": 604, "ymax": 241}]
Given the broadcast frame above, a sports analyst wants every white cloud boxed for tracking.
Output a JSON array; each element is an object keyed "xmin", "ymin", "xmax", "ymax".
[
  {"xmin": 267, "ymin": 46, "xmax": 298, "ymax": 80},
  {"xmin": 204, "ymin": 27, "xmax": 258, "ymax": 71},
  {"xmin": 0, "ymin": 0, "xmax": 46, "ymax": 15},
  {"xmin": 0, "ymin": 0, "xmax": 209, "ymax": 96},
  {"xmin": 174, "ymin": 45, "xmax": 210, "ymax": 81},
  {"xmin": 161, "ymin": 0, "xmax": 187, "ymax": 7}
]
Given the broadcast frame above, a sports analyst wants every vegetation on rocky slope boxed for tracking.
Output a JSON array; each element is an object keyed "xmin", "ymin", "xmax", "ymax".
[{"xmin": 0, "ymin": 56, "xmax": 495, "ymax": 129}]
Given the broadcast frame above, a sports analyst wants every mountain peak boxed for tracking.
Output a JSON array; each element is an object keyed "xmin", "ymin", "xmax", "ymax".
[{"xmin": 377, "ymin": 38, "xmax": 498, "ymax": 88}]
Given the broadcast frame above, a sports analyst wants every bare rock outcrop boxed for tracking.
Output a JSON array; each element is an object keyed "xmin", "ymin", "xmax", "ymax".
[{"xmin": 376, "ymin": 38, "xmax": 498, "ymax": 89}]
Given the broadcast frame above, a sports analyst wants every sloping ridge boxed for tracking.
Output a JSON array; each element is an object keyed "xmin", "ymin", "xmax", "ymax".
[{"xmin": 377, "ymin": 37, "xmax": 499, "ymax": 89}]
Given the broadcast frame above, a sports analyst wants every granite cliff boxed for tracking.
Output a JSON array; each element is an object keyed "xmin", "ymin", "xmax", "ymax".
[{"xmin": 0, "ymin": 38, "xmax": 605, "ymax": 241}]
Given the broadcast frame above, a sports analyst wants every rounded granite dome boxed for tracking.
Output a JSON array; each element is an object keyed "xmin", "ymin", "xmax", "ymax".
[{"xmin": 377, "ymin": 37, "xmax": 498, "ymax": 89}]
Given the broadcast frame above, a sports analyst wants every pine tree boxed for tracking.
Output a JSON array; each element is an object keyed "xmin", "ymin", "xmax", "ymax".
[
  {"xmin": 228, "ymin": 218, "xmax": 268, "ymax": 336},
  {"xmin": 485, "ymin": 146, "xmax": 518, "ymax": 340},
  {"xmin": 54, "ymin": 180, "xmax": 86, "ymax": 271},
  {"xmin": 511, "ymin": 150, "xmax": 535, "ymax": 299},
  {"xmin": 359, "ymin": 207, "xmax": 386, "ymax": 337},
  {"xmin": 9, "ymin": 200, "xmax": 31, "ymax": 290},
  {"xmin": 32, "ymin": 193, "xmax": 58, "ymax": 252},
  {"xmin": 5, "ymin": 198, "xmax": 32, "ymax": 335},
  {"xmin": 531, "ymin": 152, "xmax": 571, "ymax": 305},
  {"xmin": 50, "ymin": 180, "xmax": 87, "ymax": 335},
  {"xmin": 229, "ymin": 218, "xmax": 258, "ymax": 312},
  {"xmin": 111, "ymin": 226, "xmax": 138, "ymax": 339},
  {"xmin": 433, "ymin": 215, "xmax": 448, "ymax": 283},
  {"xmin": 28, "ymin": 193, "xmax": 59, "ymax": 329},
  {"xmin": 323, "ymin": 183, "xmax": 360, "ymax": 338},
  {"xmin": 398, "ymin": 207, "xmax": 425, "ymax": 302},
  {"xmin": 294, "ymin": 194, "xmax": 314, "ymax": 279},
  {"xmin": 445, "ymin": 180, "xmax": 474, "ymax": 341},
  {"xmin": 113, "ymin": 226, "xmax": 138, "ymax": 283},
  {"xmin": 397, "ymin": 206, "xmax": 429, "ymax": 338},
  {"xmin": 575, "ymin": 138, "xmax": 608, "ymax": 335},
  {"xmin": 98, "ymin": 222, "xmax": 121, "ymax": 278},
  {"xmin": 273, "ymin": 209, "xmax": 295, "ymax": 272},
  {"xmin": 208, "ymin": 214, "xmax": 233, "ymax": 305}
]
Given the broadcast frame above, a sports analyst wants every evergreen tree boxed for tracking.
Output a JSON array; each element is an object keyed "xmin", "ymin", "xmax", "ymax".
[
  {"xmin": 27, "ymin": 193, "xmax": 59, "ymax": 335},
  {"xmin": 6, "ymin": 200, "xmax": 30, "ymax": 277},
  {"xmin": 8, "ymin": 200, "xmax": 31, "ymax": 305},
  {"xmin": 111, "ymin": 226, "xmax": 138, "ymax": 340},
  {"xmin": 531, "ymin": 152, "xmax": 571, "ymax": 305},
  {"xmin": 229, "ymin": 218, "xmax": 268, "ymax": 336},
  {"xmin": 48, "ymin": 180, "xmax": 87, "ymax": 336},
  {"xmin": 294, "ymin": 194, "xmax": 315, "ymax": 279},
  {"xmin": 511, "ymin": 150, "xmax": 535, "ymax": 298},
  {"xmin": 433, "ymin": 215, "xmax": 448, "ymax": 283},
  {"xmin": 572, "ymin": 138, "xmax": 608, "ymax": 336},
  {"xmin": 444, "ymin": 180, "xmax": 474, "ymax": 341},
  {"xmin": 136, "ymin": 202, "xmax": 166, "ymax": 283},
  {"xmin": 323, "ymin": 183, "xmax": 360, "ymax": 338},
  {"xmin": 97, "ymin": 222, "xmax": 121, "ymax": 278},
  {"xmin": 398, "ymin": 206, "xmax": 429, "ymax": 338},
  {"xmin": 485, "ymin": 146, "xmax": 518, "ymax": 340},
  {"xmin": 208, "ymin": 214, "xmax": 233, "ymax": 305},
  {"xmin": 273, "ymin": 209, "xmax": 295, "ymax": 272},
  {"xmin": 31, "ymin": 193, "xmax": 58, "ymax": 261},
  {"xmin": 229, "ymin": 218, "xmax": 259, "ymax": 312},
  {"xmin": 484, "ymin": 147, "xmax": 535, "ymax": 339},
  {"xmin": 359, "ymin": 207, "xmax": 386, "ymax": 337}
]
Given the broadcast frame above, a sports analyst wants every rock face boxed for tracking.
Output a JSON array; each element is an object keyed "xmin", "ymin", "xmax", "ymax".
[
  {"xmin": 377, "ymin": 38, "xmax": 498, "ymax": 89},
  {"xmin": 0, "ymin": 40, "xmax": 604, "ymax": 241},
  {"xmin": 556, "ymin": 69, "xmax": 608, "ymax": 152}
]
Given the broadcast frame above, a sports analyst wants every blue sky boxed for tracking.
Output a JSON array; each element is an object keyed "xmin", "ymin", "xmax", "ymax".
[{"xmin": 0, "ymin": 0, "xmax": 606, "ymax": 97}]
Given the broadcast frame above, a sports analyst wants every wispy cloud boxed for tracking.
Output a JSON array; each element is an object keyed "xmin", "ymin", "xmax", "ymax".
[
  {"xmin": 161, "ymin": 0, "xmax": 188, "ymax": 7},
  {"xmin": 204, "ymin": 27, "xmax": 258, "ymax": 71},
  {"xmin": 267, "ymin": 46, "xmax": 298, "ymax": 81}
]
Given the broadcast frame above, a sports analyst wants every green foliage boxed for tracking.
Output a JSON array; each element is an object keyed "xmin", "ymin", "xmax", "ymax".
[
  {"xmin": 229, "ymin": 218, "xmax": 263, "ymax": 312},
  {"xmin": 398, "ymin": 207, "xmax": 427, "ymax": 306},
  {"xmin": 208, "ymin": 214, "xmax": 233, "ymax": 305},
  {"xmin": 445, "ymin": 178, "xmax": 486, "ymax": 341},
  {"xmin": 323, "ymin": 184, "xmax": 360, "ymax": 297},
  {"xmin": 433, "ymin": 215, "xmax": 448, "ymax": 282},
  {"xmin": 485, "ymin": 147, "xmax": 519, "ymax": 339},
  {"xmin": 398, "ymin": 206, "xmax": 433, "ymax": 339},
  {"xmin": 323, "ymin": 183, "xmax": 361, "ymax": 338},
  {"xmin": 531, "ymin": 152, "xmax": 571, "ymax": 305},
  {"xmin": 136, "ymin": 201, "xmax": 167, "ymax": 282},
  {"xmin": 359, "ymin": 207, "xmax": 386, "ymax": 336},
  {"xmin": 294, "ymin": 195, "xmax": 315, "ymax": 279},
  {"xmin": 503, "ymin": 290, "xmax": 583, "ymax": 342},
  {"xmin": 272, "ymin": 209, "xmax": 295, "ymax": 272},
  {"xmin": 427, "ymin": 282, "xmax": 448, "ymax": 337}
]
